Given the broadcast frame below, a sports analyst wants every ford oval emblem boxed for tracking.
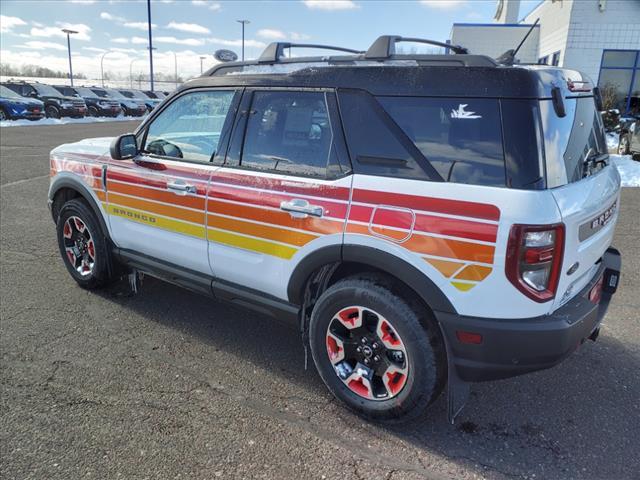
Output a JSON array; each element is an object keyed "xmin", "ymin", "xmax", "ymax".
[{"xmin": 214, "ymin": 49, "xmax": 238, "ymax": 63}]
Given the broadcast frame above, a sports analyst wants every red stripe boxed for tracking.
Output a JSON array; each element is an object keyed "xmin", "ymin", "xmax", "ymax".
[
  {"xmin": 208, "ymin": 184, "xmax": 348, "ymax": 220},
  {"xmin": 348, "ymin": 205, "xmax": 498, "ymax": 243},
  {"xmin": 213, "ymin": 170, "xmax": 350, "ymax": 202},
  {"xmin": 352, "ymin": 189, "xmax": 500, "ymax": 222},
  {"xmin": 107, "ymin": 158, "xmax": 212, "ymax": 183},
  {"xmin": 107, "ymin": 169, "xmax": 209, "ymax": 195}
]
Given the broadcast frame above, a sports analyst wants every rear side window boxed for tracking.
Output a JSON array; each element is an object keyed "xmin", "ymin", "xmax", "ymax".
[
  {"xmin": 240, "ymin": 91, "xmax": 337, "ymax": 177},
  {"xmin": 377, "ymin": 96, "xmax": 506, "ymax": 186}
]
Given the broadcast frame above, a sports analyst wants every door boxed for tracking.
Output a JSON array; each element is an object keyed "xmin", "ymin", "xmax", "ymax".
[
  {"xmin": 207, "ymin": 89, "xmax": 352, "ymax": 299},
  {"xmin": 106, "ymin": 88, "xmax": 239, "ymax": 274}
]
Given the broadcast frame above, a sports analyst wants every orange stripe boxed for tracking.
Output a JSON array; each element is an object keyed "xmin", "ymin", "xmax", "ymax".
[
  {"xmin": 94, "ymin": 189, "xmax": 106, "ymax": 202},
  {"xmin": 109, "ymin": 192, "xmax": 205, "ymax": 224},
  {"xmin": 454, "ymin": 265, "xmax": 492, "ymax": 281},
  {"xmin": 208, "ymin": 199, "xmax": 343, "ymax": 236},
  {"xmin": 207, "ymin": 214, "xmax": 318, "ymax": 247},
  {"xmin": 346, "ymin": 223, "xmax": 494, "ymax": 263},
  {"xmin": 109, "ymin": 180, "xmax": 206, "ymax": 210},
  {"xmin": 425, "ymin": 258, "xmax": 465, "ymax": 278}
]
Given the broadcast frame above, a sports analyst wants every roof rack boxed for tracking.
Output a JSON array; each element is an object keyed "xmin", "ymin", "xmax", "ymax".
[
  {"xmin": 365, "ymin": 35, "xmax": 468, "ymax": 59},
  {"xmin": 257, "ymin": 42, "xmax": 364, "ymax": 64}
]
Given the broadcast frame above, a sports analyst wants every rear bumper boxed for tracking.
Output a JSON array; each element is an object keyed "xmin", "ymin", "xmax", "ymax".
[{"xmin": 436, "ymin": 248, "xmax": 621, "ymax": 382}]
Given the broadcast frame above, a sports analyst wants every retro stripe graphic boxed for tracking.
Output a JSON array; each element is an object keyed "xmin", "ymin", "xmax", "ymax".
[{"xmin": 52, "ymin": 155, "xmax": 500, "ymax": 293}]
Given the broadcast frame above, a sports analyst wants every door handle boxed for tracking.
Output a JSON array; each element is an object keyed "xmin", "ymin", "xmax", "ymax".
[
  {"xmin": 280, "ymin": 199, "xmax": 324, "ymax": 218},
  {"xmin": 167, "ymin": 180, "xmax": 196, "ymax": 196}
]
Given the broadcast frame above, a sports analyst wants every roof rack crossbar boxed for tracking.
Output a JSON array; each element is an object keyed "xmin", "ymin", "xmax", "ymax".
[
  {"xmin": 258, "ymin": 42, "xmax": 364, "ymax": 63},
  {"xmin": 365, "ymin": 35, "xmax": 468, "ymax": 59}
]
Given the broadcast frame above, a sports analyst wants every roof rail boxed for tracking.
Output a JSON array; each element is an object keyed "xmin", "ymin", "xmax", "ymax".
[
  {"xmin": 258, "ymin": 42, "xmax": 364, "ymax": 63},
  {"xmin": 365, "ymin": 35, "xmax": 468, "ymax": 59}
]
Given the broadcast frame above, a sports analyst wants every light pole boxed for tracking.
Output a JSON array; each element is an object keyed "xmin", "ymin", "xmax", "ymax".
[
  {"xmin": 61, "ymin": 29, "xmax": 78, "ymax": 86},
  {"xmin": 100, "ymin": 51, "xmax": 117, "ymax": 87},
  {"xmin": 147, "ymin": 0, "xmax": 155, "ymax": 91},
  {"xmin": 200, "ymin": 55, "xmax": 206, "ymax": 74},
  {"xmin": 236, "ymin": 20, "xmax": 250, "ymax": 61}
]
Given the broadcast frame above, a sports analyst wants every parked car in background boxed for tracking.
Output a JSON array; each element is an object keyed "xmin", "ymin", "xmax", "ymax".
[
  {"xmin": 53, "ymin": 85, "xmax": 122, "ymax": 118},
  {"xmin": 0, "ymin": 85, "xmax": 45, "ymax": 121},
  {"xmin": 143, "ymin": 90, "xmax": 166, "ymax": 100},
  {"xmin": 1, "ymin": 81, "xmax": 86, "ymax": 118},
  {"xmin": 618, "ymin": 116, "xmax": 640, "ymax": 160},
  {"xmin": 90, "ymin": 87, "xmax": 147, "ymax": 117},
  {"xmin": 118, "ymin": 89, "xmax": 161, "ymax": 112}
]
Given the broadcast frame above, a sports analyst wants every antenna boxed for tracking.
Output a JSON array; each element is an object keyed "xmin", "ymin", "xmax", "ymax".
[{"xmin": 495, "ymin": 18, "xmax": 540, "ymax": 65}]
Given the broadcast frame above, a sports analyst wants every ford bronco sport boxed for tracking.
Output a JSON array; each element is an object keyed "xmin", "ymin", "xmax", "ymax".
[{"xmin": 48, "ymin": 36, "xmax": 622, "ymax": 422}]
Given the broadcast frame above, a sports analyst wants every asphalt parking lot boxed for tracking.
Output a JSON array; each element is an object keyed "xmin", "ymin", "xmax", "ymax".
[{"xmin": 1, "ymin": 122, "xmax": 639, "ymax": 480}]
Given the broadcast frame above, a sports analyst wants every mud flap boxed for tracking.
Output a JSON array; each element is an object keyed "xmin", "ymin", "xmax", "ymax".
[{"xmin": 442, "ymin": 331, "xmax": 471, "ymax": 424}]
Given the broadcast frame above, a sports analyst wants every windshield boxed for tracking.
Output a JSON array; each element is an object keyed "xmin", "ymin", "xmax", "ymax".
[
  {"xmin": 121, "ymin": 90, "xmax": 148, "ymax": 99},
  {"xmin": 149, "ymin": 91, "xmax": 165, "ymax": 99},
  {"xmin": 0, "ymin": 85, "xmax": 22, "ymax": 99},
  {"xmin": 33, "ymin": 83, "xmax": 63, "ymax": 97},
  {"xmin": 104, "ymin": 89, "xmax": 127, "ymax": 100},
  {"xmin": 540, "ymin": 96, "xmax": 607, "ymax": 186},
  {"xmin": 75, "ymin": 87, "xmax": 99, "ymax": 98}
]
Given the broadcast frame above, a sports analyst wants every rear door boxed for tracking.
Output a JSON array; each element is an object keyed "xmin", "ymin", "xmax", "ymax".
[
  {"xmin": 106, "ymin": 88, "xmax": 239, "ymax": 274},
  {"xmin": 539, "ymin": 95, "xmax": 621, "ymax": 309},
  {"xmin": 207, "ymin": 88, "xmax": 352, "ymax": 300}
]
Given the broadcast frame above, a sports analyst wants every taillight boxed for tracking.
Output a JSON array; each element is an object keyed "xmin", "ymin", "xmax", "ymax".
[{"xmin": 506, "ymin": 224, "xmax": 565, "ymax": 302}]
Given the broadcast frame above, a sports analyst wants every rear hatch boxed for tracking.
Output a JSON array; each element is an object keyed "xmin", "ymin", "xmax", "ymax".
[{"xmin": 539, "ymin": 90, "xmax": 621, "ymax": 310}]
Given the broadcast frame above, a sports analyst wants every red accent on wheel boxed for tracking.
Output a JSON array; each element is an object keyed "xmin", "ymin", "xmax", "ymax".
[
  {"xmin": 326, "ymin": 336, "xmax": 342, "ymax": 361},
  {"xmin": 66, "ymin": 250, "xmax": 76, "ymax": 265},
  {"xmin": 380, "ymin": 320, "xmax": 400, "ymax": 347},
  {"xmin": 385, "ymin": 371, "xmax": 406, "ymax": 396},
  {"xmin": 87, "ymin": 240, "xmax": 95, "ymax": 259},
  {"xmin": 74, "ymin": 218, "xmax": 86, "ymax": 232},
  {"xmin": 338, "ymin": 307, "xmax": 359, "ymax": 326},
  {"xmin": 348, "ymin": 377, "xmax": 371, "ymax": 398},
  {"xmin": 63, "ymin": 221, "xmax": 72, "ymax": 239}
]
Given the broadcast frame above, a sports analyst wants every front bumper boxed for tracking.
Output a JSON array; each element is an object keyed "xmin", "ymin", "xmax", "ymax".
[
  {"xmin": 437, "ymin": 248, "xmax": 621, "ymax": 382},
  {"xmin": 60, "ymin": 106, "xmax": 87, "ymax": 117}
]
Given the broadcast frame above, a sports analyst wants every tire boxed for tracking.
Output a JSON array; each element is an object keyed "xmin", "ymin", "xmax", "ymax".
[
  {"xmin": 309, "ymin": 275, "xmax": 446, "ymax": 422},
  {"xmin": 45, "ymin": 105, "xmax": 60, "ymax": 119},
  {"xmin": 618, "ymin": 134, "xmax": 631, "ymax": 155},
  {"xmin": 632, "ymin": 153, "xmax": 640, "ymax": 162},
  {"xmin": 0, "ymin": 108, "xmax": 7, "ymax": 121},
  {"xmin": 88, "ymin": 106, "xmax": 99, "ymax": 117},
  {"xmin": 56, "ymin": 198, "xmax": 113, "ymax": 289}
]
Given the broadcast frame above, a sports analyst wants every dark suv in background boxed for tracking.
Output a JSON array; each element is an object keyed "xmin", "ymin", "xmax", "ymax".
[
  {"xmin": 90, "ymin": 87, "xmax": 147, "ymax": 117},
  {"xmin": 1, "ymin": 81, "xmax": 86, "ymax": 118},
  {"xmin": 53, "ymin": 85, "xmax": 121, "ymax": 118}
]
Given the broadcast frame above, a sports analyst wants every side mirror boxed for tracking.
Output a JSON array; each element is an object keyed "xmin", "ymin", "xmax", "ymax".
[{"xmin": 110, "ymin": 133, "xmax": 139, "ymax": 160}]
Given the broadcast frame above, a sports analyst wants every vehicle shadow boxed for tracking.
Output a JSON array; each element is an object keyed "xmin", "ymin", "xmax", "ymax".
[{"xmin": 97, "ymin": 275, "xmax": 640, "ymax": 480}]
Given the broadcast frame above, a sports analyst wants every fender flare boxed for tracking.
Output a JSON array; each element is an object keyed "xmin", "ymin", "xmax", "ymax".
[
  {"xmin": 287, "ymin": 244, "xmax": 456, "ymax": 314},
  {"xmin": 48, "ymin": 175, "xmax": 111, "ymax": 242}
]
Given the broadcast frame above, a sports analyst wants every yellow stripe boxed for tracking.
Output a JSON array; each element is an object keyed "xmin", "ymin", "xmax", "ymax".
[
  {"xmin": 450, "ymin": 281, "xmax": 476, "ymax": 292},
  {"xmin": 106, "ymin": 203, "xmax": 205, "ymax": 239},
  {"xmin": 207, "ymin": 227, "xmax": 297, "ymax": 260}
]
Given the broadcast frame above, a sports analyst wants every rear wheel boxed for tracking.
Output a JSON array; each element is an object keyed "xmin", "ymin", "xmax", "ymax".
[
  {"xmin": 618, "ymin": 134, "xmax": 631, "ymax": 155},
  {"xmin": 88, "ymin": 106, "xmax": 99, "ymax": 117},
  {"xmin": 45, "ymin": 105, "xmax": 60, "ymax": 119},
  {"xmin": 0, "ymin": 108, "xmax": 7, "ymax": 121},
  {"xmin": 56, "ymin": 199, "xmax": 113, "ymax": 289},
  {"xmin": 309, "ymin": 275, "xmax": 445, "ymax": 421}
]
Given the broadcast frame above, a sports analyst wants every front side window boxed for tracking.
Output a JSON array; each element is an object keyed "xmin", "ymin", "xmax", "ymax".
[
  {"xmin": 378, "ymin": 96, "xmax": 506, "ymax": 186},
  {"xmin": 144, "ymin": 90, "xmax": 235, "ymax": 162},
  {"xmin": 240, "ymin": 91, "xmax": 335, "ymax": 177}
]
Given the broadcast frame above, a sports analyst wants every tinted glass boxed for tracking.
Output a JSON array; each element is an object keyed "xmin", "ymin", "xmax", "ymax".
[
  {"xmin": 378, "ymin": 96, "xmax": 505, "ymax": 186},
  {"xmin": 598, "ymin": 69, "xmax": 634, "ymax": 111},
  {"xmin": 241, "ymin": 91, "xmax": 334, "ymax": 177},
  {"xmin": 75, "ymin": 87, "xmax": 99, "ymax": 98},
  {"xmin": 339, "ymin": 90, "xmax": 433, "ymax": 180},
  {"xmin": 602, "ymin": 50, "xmax": 637, "ymax": 68},
  {"xmin": 540, "ymin": 97, "xmax": 606, "ymax": 186},
  {"xmin": 0, "ymin": 85, "xmax": 21, "ymax": 99},
  {"xmin": 145, "ymin": 90, "xmax": 235, "ymax": 162},
  {"xmin": 33, "ymin": 84, "xmax": 61, "ymax": 96}
]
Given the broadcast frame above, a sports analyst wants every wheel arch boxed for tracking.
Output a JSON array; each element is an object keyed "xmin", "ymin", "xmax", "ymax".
[
  {"xmin": 49, "ymin": 175, "xmax": 112, "ymax": 242},
  {"xmin": 287, "ymin": 244, "xmax": 457, "ymax": 315}
]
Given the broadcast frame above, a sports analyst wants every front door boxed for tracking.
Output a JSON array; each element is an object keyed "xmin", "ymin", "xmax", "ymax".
[
  {"xmin": 106, "ymin": 88, "xmax": 239, "ymax": 274},
  {"xmin": 207, "ymin": 89, "xmax": 352, "ymax": 300}
]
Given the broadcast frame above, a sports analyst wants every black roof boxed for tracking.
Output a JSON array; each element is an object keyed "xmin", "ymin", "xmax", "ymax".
[{"xmin": 182, "ymin": 35, "xmax": 595, "ymax": 100}]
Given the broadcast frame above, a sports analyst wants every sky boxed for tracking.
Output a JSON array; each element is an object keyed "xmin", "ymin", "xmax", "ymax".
[{"xmin": 0, "ymin": 0, "xmax": 541, "ymax": 81}]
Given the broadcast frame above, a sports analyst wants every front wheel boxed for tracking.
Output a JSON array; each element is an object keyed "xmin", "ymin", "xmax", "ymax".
[
  {"xmin": 0, "ymin": 108, "xmax": 8, "ymax": 121},
  {"xmin": 56, "ymin": 199, "xmax": 113, "ymax": 289},
  {"xmin": 309, "ymin": 275, "xmax": 446, "ymax": 421},
  {"xmin": 618, "ymin": 134, "xmax": 631, "ymax": 155},
  {"xmin": 45, "ymin": 105, "xmax": 60, "ymax": 119}
]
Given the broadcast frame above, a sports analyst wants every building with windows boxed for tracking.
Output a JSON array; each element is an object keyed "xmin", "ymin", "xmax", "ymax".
[{"xmin": 450, "ymin": 0, "xmax": 640, "ymax": 114}]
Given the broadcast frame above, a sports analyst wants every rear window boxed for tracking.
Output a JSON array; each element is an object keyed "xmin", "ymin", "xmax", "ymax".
[
  {"xmin": 540, "ymin": 96, "xmax": 607, "ymax": 186},
  {"xmin": 377, "ymin": 96, "xmax": 506, "ymax": 186}
]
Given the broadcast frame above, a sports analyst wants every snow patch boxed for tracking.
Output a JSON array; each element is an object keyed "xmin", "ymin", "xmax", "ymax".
[
  {"xmin": 611, "ymin": 154, "xmax": 640, "ymax": 187},
  {"xmin": 1, "ymin": 115, "xmax": 146, "ymax": 128},
  {"xmin": 606, "ymin": 132, "xmax": 619, "ymax": 152}
]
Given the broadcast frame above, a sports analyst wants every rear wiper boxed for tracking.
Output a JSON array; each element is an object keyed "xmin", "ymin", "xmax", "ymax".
[{"xmin": 582, "ymin": 148, "xmax": 608, "ymax": 177}]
